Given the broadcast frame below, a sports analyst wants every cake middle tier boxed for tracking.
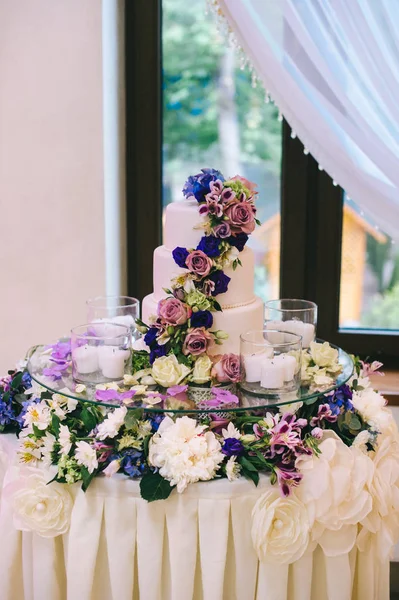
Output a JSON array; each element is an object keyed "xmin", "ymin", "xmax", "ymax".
[
  {"xmin": 153, "ymin": 245, "xmax": 256, "ymax": 307},
  {"xmin": 142, "ymin": 293, "xmax": 264, "ymax": 355}
]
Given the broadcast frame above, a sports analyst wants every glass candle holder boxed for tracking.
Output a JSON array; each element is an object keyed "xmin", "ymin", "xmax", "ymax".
[
  {"xmin": 240, "ymin": 330, "xmax": 302, "ymax": 396},
  {"xmin": 265, "ymin": 299, "xmax": 317, "ymax": 348},
  {"xmin": 86, "ymin": 296, "xmax": 140, "ymax": 338},
  {"xmin": 71, "ymin": 323, "xmax": 131, "ymax": 384}
]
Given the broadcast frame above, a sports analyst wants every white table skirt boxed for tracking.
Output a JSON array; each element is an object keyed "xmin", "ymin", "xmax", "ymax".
[{"xmin": 0, "ymin": 434, "xmax": 389, "ymax": 600}]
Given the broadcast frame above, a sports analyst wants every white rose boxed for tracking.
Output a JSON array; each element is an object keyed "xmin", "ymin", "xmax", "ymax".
[
  {"xmin": 148, "ymin": 416, "xmax": 224, "ymax": 493},
  {"xmin": 309, "ymin": 341, "xmax": 338, "ymax": 368},
  {"xmin": 74, "ymin": 441, "xmax": 98, "ymax": 474},
  {"xmin": 96, "ymin": 406, "xmax": 127, "ymax": 441},
  {"xmin": 151, "ymin": 355, "xmax": 191, "ymax": 388},
  {"xmin": 357, "ymin": 428, "xmax": 399, "ymax": 560},
  {"xmin": 4, "ymin": 467, "xmax": 73, "ymax": 538},
  {"xmin": 296, "ymin": 431, "xmax": 373, "ymax": 556},
  {"xmin": 351, "ymin": 388, "xmax": 391, "ymax": 431},
  {"xmin": 251, "ymin": 489, "xmax": 310, "ymax": 564},
  {"xmin": 192, "ymin": 355, "xmax": 212, "ymax": 384}
]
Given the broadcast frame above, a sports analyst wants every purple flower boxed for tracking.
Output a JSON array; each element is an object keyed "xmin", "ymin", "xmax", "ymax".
[
  {"xmin": 190, "ymin": 310, "xmax": 213, "ymax": 329},
  {"xmin": 183, "ymin": 168, "xmax": 225, "ymax": 203},
  {"xmin": 326, "ymin": 384, "xmax": 353, "ymax": 415},
  {"xmin": 120, "ymin": 449, "xmax": 146, "ymax": 478},
  {"xmin": 95, "ymin": 389, "xmax": 136, "ymax": 402},
  {"xmin": 197, "ymin": 235, "xmax": 221, "ymax": 258},
  {"xmin": 227, "ymin": 233, "xmax": 248, "ymax": 252},
  {"xmin": 213, "ymin": 222, "xmax": 231, "ymax": 238},
  {"xmin": 42, "ymin": 361, "xmax": 70, "ymax": 380},
  {"xmin": 208, "ymin": 415, "xmax": 232, "ymax": 433},
  {"xmin": 167, "ymin": 384, "xmax": 188, "ymax": 396},
  {"xmin": 149, "ymin": 344, "xmax": 167, "ymax": 365},
  {"xmin": 144, "ymin": 327, "xmax": 158, "ymax": 346},
  {"xmin": 208, "ymin": 270, "xmax": 231, "ymax": 296},
  {"xmin": 275, "ymin": 464, "xmax": 303, "ymax": 497},
  {"xmin": 172, "ymin": 247, "xmax": 190, "ymax": 269},
  {"xmin": 310, "ymin": 403, "xmax": 338, "ymax": 428},
  {"xmin": 49, "ymin": 340, "xmax": 72, "ymax": 360},
  {"xmin": 222, "ymin": 438, "xmax": 244, "ymax": 457}
]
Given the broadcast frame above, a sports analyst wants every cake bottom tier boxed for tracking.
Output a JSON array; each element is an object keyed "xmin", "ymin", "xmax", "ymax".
[{"xmin": 141, "ymin": 294, "xmax": 264, "ymax": 355}]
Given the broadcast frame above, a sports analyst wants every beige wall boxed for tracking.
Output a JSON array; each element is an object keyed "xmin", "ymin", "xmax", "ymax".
[{"xmin": 0, "ymin": 0, "xmax": 106, "ymax": 372}]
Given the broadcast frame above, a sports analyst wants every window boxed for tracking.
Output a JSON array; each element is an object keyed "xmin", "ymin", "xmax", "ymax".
[
  {"xmin": 162, "ymin": 0, "xmax": 282, "ymax": 302},
  {"xmin": 125, "ymin": 1, "xmax": 399, "ymax": 364}
]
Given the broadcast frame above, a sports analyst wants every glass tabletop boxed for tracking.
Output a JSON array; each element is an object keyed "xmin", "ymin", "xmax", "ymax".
[{"xmin": 27, "ymin": 340, "xmax": 353, "ymax": 415}]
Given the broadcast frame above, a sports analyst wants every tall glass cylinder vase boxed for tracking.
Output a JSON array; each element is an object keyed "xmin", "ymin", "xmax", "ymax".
[
  {"xmin": 265, "ymin": 299, "xmax": 317, "ymax": 348},
  {"xmin": 86, "ymin": 296, "xmax": 140, "ymax": 340}
]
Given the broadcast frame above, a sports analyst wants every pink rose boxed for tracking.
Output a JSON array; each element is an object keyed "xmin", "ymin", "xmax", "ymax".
[
  {"xmin": 224, "ymin": 201, "xmax": 256, "ymax": 234},
  {"xmin": 158, "ymin": 298, "xmax": 190, "ymax": 325},
  {"xmin": 211, "ymin": 353, "xmax": 241, "ymax": 383},
  {"xmin": 230, "ymin": 175, "xmax": 258, "ymax": 193},
  {"xmin": 213, "ymin": 222, "xmax": 231, "ymax": 238},
  {"xmin": 185, "ymin": 250, "xmax": 212, "ymax": 278},
  {"xmin": 183, "ymin": 327, "xmax": 214, "ymax": 356}
]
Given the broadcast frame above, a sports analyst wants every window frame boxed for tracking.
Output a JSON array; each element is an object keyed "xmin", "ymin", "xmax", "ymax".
[{"xmin": 125, "ymin": 3, "xmax": 399, "ymax": 366}]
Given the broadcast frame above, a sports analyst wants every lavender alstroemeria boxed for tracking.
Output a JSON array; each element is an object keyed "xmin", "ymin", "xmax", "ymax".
[
  {"xmin": 310, "ymin": 403, "xmax": 338, "ymax": 427},
  {"xmin": 167, "ymin": 385, "xmax": 188, "ymax": 396},
  {"xmin": 95, "ymin": 389, "xmax": 136, "ymax": 402},
  {"xmin": 196, "ymin": 388, "xmax": 239, "ymax": 410},
  {"xmin": 275, "ymin": 463, "xmax": 303, "ymax": 497},
  {"xmin": 48, "ymin": 340, "xmax": 72, "ymax": 360},
  {"xmin": 42, "ymin": 360, "xmax": 70, "ymax": 380}
]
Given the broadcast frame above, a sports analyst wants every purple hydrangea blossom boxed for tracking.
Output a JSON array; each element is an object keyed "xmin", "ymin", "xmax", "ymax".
[
  {"xmin": 95, "ymin": 389, "xmax": 136, "ymax": 402},
  {"xmin": 182, "ymin": 169, "xmax": 225, "ymax": 203}
]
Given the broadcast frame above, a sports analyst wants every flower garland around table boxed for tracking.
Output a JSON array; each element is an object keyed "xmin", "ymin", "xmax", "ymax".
[
  {"xmin": 133, "ymin": 168, "xmax": 259, "ymax": 390},
  {"xmin": 1, "ymin": 354, "xmax": 399, "ymax": 563}
]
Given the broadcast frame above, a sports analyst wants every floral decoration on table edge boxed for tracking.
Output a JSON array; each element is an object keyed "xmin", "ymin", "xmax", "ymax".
[
  {"xmin": 1, "ymin": 356, "xmax": 399, "ymax": 562},
  {"xmin": 133, "ymin": 168, "xmax": 259, "ymax": 390}
]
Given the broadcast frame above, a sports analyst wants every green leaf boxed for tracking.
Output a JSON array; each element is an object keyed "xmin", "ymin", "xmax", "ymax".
[
  {"xmin": 162, "ymin": 288, "xmax": 173, "ymax": 296},
  {"xmin": 143, "ymin": 434, "xmax": 151, "ymax": 458},
  {"xmin": 239, "ymin": 455, "xmax": 258, "ymax": 472},
  {"xmin": 80, "ymin": 407, "xmax": 97, "ymax": 432},
  {"xmin": 51, "ymin": 413, "xmax": 61, "ymax": 436},
  {"xmin": 132, "ymin": 351, "xmax": 151, "ymax": 373},
  {"xmin": 81, "ymin": 466, "xmax": 96, "ymax": 492},
  {"xmin": 212, "ymin": 300, "xmax": 223, "ymax": 312},
  {"xmin": 349, "ymin": 416, "xmax": 362, "ymax": 431},
  {"xmin": 32, "ymin": 424, "xmax": 47, "ymax": 439},
  {"xmin": 255, "ymin": 218, "xmax": 261, "ymax": 226},
  {"xmin": 11, "ymin": 372, "xmax": 23, "ymax": 389},
  {"xmin": 140, "ymin": 472, "xmax": 174, "ymax": 502}
]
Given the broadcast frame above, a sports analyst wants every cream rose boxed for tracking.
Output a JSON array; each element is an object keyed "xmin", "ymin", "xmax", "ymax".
[
  {"xmin": 151, "ymin": 355, "xmax": 191, "ymax": 388},
  {"xmin": 192, "ymin": 355, "xmax": 212, "ymax": 384},
  {"xmin": 309, "ymin": 341, "xmax": 338, "ymax": 367},
  {"xmin": 4, "ymin": 467, "xmax": 73, "ymax": 538},
  {"xmin": 296, "ymin": 431, "xmax": 373, "ymax": 556},
  {"xmin": 357, "ymin": 427, "xmax": 399, "ymax": 560},
  {"xmin": 251, "ymin": 489, "xmax": 310, "ymax": 564}
]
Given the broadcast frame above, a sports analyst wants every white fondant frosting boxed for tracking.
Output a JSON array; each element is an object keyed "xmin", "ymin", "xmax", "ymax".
[
  {"xmin": 152, "ymin": 245, "xmax": 256, "ymax": 307},
  {"xmin": 142, "ymin": 293, "xmax": 264, "ymax": 355},
  {"xmin": 163, "ymin": 200, "xmax": 206, "ymax": 251}
]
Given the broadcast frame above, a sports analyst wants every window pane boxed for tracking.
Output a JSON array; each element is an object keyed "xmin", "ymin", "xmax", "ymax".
[
  {"xmin": 162, "ymin": 0, "xmax": 282, "ymax": 301},
  {"xmin": 339, "ymin": 196, "xmax": 399, "ymax": 330}
]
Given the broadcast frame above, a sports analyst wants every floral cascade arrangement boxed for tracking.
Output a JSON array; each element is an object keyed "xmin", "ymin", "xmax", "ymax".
[{"xmin": 133, "ymin": 168, "xmax": 259, "ymax": 390}]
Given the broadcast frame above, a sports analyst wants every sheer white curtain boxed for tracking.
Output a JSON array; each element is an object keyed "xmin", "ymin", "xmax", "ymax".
[{"xmin": 216, "ymin": 0, "xmax": 399, "ymax": 239}]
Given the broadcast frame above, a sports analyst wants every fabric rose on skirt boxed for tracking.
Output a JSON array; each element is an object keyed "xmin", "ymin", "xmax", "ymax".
[
  {"xmin": 251, "ymin": 489, "xmax": 310, "ymax": 564},
  {"xmin": 4, "ymin": 467, "xmax": 73, "ymax": 538},
  {"xmin": 296, "ymin": 430, "xmax": 373, "ymax": 556},
  {"xmin": 357, "ymin": 423, "xmax": 399, "ymax": 561},
  {"xmin": 148, "ymin": 416, "xmax": 224, "ymax": 493}
]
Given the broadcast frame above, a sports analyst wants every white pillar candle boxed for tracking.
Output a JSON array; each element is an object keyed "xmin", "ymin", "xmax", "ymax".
[
  {"xmin": 284, "ymin": 320, "xmax": 315, "ymax": 348},
  {"xmin": 72, "ymin": 345, "xmax": 99, "ymax": 374},
  {"xmin": 98, "ymin": 346, "xmax": 130, "ymax": 380},
  {"xmin": 112, "ymin": 315, "xmax": 135, "ymax": 328},
  {"xmin": 301, "ymin": 323, "xmax": 315, "ymax": 348},
  {"xmin": 275, "ymin": 354, "xmax": 297, "ymax": 381},
  {"xmin": 260, "ymin": 358, "xmax": 285, "ymax": 389},
  {"xmin": 265, "ymin": 321, "xmax": 286, "ymax": 344},
  {"xmin": 243, "ymin": 348, "xmax": 274, "ymax": 383}
]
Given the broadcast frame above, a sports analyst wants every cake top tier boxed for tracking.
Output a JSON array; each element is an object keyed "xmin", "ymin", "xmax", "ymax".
[{"xmin": 164, "ymin": 201, "xmax": 206, "ymax": 251}]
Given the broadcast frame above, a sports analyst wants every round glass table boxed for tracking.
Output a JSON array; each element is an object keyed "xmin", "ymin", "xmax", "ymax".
[{"xmin": 27, "ymin": 339, "xmax": 354, "ymax": 415}]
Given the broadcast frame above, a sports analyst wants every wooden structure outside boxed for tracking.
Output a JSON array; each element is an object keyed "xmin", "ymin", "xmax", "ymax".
[{"xmin": 254, "ymin": 206, "xmax": 387, "ymax": 324}]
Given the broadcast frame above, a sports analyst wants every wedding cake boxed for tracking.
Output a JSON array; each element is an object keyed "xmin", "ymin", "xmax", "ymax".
[{"xmin": 141, "ymin": 170, "xmax": 264, "ymax": 356}]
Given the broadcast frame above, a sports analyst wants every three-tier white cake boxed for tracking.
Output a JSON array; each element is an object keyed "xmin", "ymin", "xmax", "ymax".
[{"xmin": 142, "ymin": 200, "xmax": 264, "ymax": 354}]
